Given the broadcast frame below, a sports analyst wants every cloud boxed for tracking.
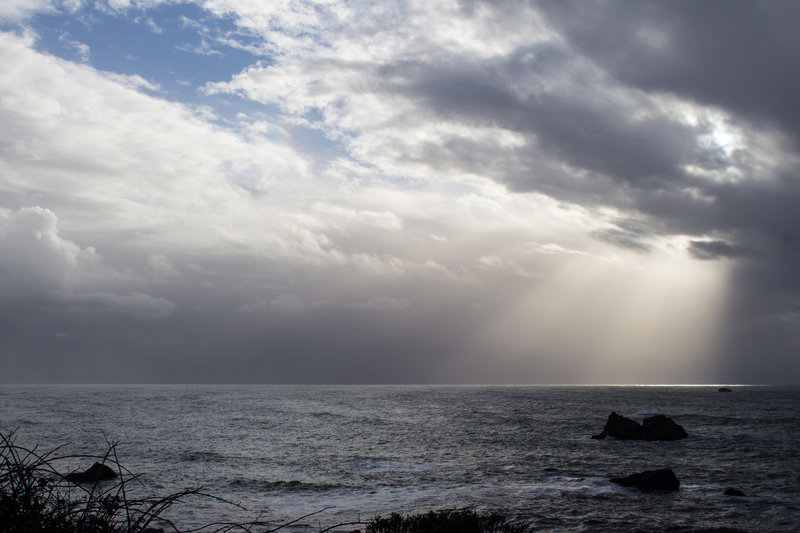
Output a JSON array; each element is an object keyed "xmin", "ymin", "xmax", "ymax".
[
  {"xmin": 0, "ymin": 0, "xmax": 53, "ymax": 21},
  {"xmin": 0, "ymin": 206, "xmax": 175, "ymax": 318},
  {"xmin": 0, "ymin": 1, "xmax": 798, "ymax": 383},
  {"xmin": 0, "ymin": 206, "xmax": 100, "ymax": 296},
  {"xmin": 592, "ymin": 219, "xmax": 656, "ymax": 253},
  {"xmin": 538, "ymin": 0, "xmax": 800, "ymax": 142},
  {"xmin": 688, "ymin": 240, "xmax": 755, "ymax": 261},
  {"xmin": 346, "ymin": 296, "xmax": 410, "ymax": 312},
  {"xmin": 74, "ymin": 291, "xmax": 177, "ymax": 318},
  {"xmin": 270, "ymin": 292, "xmax": 305, "ymax": 313},
  {"xmin": 201, "ymin": 0, "xmax": 773, "ymax": 249}
]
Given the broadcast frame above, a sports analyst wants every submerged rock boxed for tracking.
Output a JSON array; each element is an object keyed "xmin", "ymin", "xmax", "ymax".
[
  {"xmin": 65, "ymin": 462, "xmax": 117, "ymax": 484},
  {"xmin": 610, "ymin": 468, "xmax": 680, "ymax": 491},
  {"xmin": 592, "ymin": 412, "xmax": 687, "ymax": 440}
]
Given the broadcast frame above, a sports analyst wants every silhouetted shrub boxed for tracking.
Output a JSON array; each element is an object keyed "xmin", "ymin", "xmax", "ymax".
[
  {"xmin": 365, "ymin": 509, "xmax": 530, "ymax": 533},
  {"xmin": 0, "ymin": 429, "xmax": 243, "ymax": 532}
]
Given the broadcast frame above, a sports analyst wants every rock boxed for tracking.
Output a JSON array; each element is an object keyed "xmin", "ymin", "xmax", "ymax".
[
  {"xmin": 599, "ymin": 412, "xmax": 645, "ymax": 440},
  {"xmin": 65, "ymin": 462, "xmax": 118, "ymax": 484},
  {"xmin": 610, "ymin": 468, "xmax": 680, "ymax": 491},
  {"xmin": 724, "ymin": 488, "xmax": 745, "ymax": 496},
  {"xmin": 718, "ymin": 387, "xmax": 733, "ymax": 392},
  {"xmin": 592, "ymin": 412, "xmax": 687, "ymax": 440},
  {"xmin": 642, "ymin": 414, "xmax": 688, "ymax": 441}
]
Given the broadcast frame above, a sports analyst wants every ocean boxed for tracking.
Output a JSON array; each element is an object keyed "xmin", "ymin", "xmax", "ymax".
[{"xmin": 1, "ymin": 385, "xmax": 798, "ymax": 532}]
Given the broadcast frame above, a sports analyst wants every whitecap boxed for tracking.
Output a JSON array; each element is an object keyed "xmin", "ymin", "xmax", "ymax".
[{"xmin": 531, "ymin": 474, "xmax": 618, "ymax": 497}]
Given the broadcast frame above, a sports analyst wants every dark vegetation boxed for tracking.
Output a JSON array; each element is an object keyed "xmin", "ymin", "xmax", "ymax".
[
  {"xmin": 1, "ymin": 430, "xmax": 529, "ymax": 533},
  {"xmin": 364, "ymin": 510, "xmax": 529, "ymax": 533},
  {"xmin": 0, "ymin": 429, "xmax": 239, "ymax": 532}
]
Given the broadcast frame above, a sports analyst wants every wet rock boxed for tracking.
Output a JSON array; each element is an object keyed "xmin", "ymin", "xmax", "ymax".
[
  {"xmin": 65, "ymin": 462, "xmax": 117, "ymax": 484},
  {"xmin": 718, "ymin": 387, "xmax": 733, "ymax": 392},
  {"xmin": 642, "ymin": 414, "xmax": 688, "ymax": 441},
  {"xmin": 610, "ymin": 468, "xmax": 680, "ymax": 491},
  {"xmin": 592, "ymin": 412, "xmax": 687, "ymax": 440},
  {"xmin": 596, "ymin": 412, "xmax": 644, "ymax": 440},
  {"xmin": 724, "ymin": 487, "xmax": 745, "ymax": 496}
]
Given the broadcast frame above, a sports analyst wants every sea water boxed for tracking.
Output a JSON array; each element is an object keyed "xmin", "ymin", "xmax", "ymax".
[{"xmin": 1, "ymin": 385, "xmax": 798, "ymax": 532}]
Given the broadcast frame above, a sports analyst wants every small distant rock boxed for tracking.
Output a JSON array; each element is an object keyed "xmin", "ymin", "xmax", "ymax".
[
  {"xmin": 610, "ymin": 468, "xmax": 680, "ymax": 491},
  {"xmin": 592, "ymin": 412, "xmax": 687, "ymax": 440},
  {"xmin": 65, "ymin": 462, "xmax": 117, "ymax": 484},
  {"xmin": 718, "ymin": 387, "xmax": 733, "ymax": 392},
  {"xmin": 724, "ymin": 487, "xmax": 745, "ymax": 496}
]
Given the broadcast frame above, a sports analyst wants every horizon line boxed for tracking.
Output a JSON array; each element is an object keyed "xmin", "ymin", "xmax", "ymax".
[{"xmin": 1, "ymin": 382, "xmax": 792, "ymax": 387}]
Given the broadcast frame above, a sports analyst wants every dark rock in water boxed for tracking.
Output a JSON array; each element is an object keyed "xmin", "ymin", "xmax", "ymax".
[
  {"xmin": 724, "ymin": 487, "xmax": 745, "ymax": 496},
  {"xmin": 597, "ymin": 411, "xmax": 644, "ymax": 440},
  {"xmin": 642, "ymin": 414, "xmax": 688, "ymax": 441},
  {"xmin": 718, "ymin": 387, "xmax": 733, "ymax": 392},
  {"xmin": 592, "ymin": 412, "xmax": 687, "ymax": 440},
  {"xmin": 610, "ymin": 468, "xmax": 680, "ymax": 491},
  {"xmin": 65, "ymin": 462, "xmax": 117, "ymax": 484}
]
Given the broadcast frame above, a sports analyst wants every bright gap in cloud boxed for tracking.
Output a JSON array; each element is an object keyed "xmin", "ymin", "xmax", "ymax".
[{"xmin": 27, "ymin": 2, "xmax": 261, "ymax": 105}]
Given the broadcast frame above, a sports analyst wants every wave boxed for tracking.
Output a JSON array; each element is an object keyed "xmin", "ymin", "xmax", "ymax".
[
  {"xmin": 686, "ymin": 432, "xmax": 736, "ymax": 441},
  {"xmin": 677, "ymin": 413, "xmax": 750, "ymax": 425},
  {"xmin": 179, "ymin": 450, "xmax": 227, "ymax": 463},
  {"xmin": 353, "ymin": 458, "xmax": 442, "ymax": 474},
  {"xmin": 531, "ymin": 474, "xmax": 617, "ymax": 497},
  {"xmin": 229, "ymin": 478, "xmax": 344, "ymax": 492},
  {"xmin": 628, "ymin": 410, "xmax": 663, "ymax": 418}
]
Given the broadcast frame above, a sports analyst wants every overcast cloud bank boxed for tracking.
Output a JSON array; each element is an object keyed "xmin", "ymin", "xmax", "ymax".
[{"xmin": 1, "ymin": 0, "xmax": 798, "ymax": 383}]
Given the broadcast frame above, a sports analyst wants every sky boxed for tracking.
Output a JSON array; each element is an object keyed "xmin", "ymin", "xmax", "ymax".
[{"xmin": 0, "ymin": 0, "xmax": 798, "ymax": 384}]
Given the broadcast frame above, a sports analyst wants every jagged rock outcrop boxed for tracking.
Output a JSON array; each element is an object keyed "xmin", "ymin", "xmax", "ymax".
[
  {"xmin": 591, "ymin": 412, "xmax": 687, "ymax": 440},
  {"xmin": 65, "ymin": 462, "xmax": 117, "ymax": 484},
  {"xmin": 610, "ymin": 468, "xmax": 680, "ymax": 491}
]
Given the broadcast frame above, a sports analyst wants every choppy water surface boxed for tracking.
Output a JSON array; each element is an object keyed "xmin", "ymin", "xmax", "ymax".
[{"xmin": 1, "ymin": 385, "xmax": 798, "ymax": 531}]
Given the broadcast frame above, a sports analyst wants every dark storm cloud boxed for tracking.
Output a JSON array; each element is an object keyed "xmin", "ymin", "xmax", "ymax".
[
  {"xmin": 592, "ymin": 219, "xmax": 656, "ymax": 253},
  {"xmin": 388, "ymin": 51, "xmax": 707, "ymax": 195},
  {"xmin": 382, "ymin": 2, "xmax": 800, "ymax": 262},
  {"xmin": 688, "ymin": 239, "xmax": 754, "ymax": 261},
  {"xmin": 0, "ymin": 279, "xmax": 480, "ymax": 384},
  {"xmin": 537, "ymin": 0, "xmax": 800, "ymax": 142},
  {"xmin": 373, "ymin": 43, "xmax": 743, "ymax": 252}
]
